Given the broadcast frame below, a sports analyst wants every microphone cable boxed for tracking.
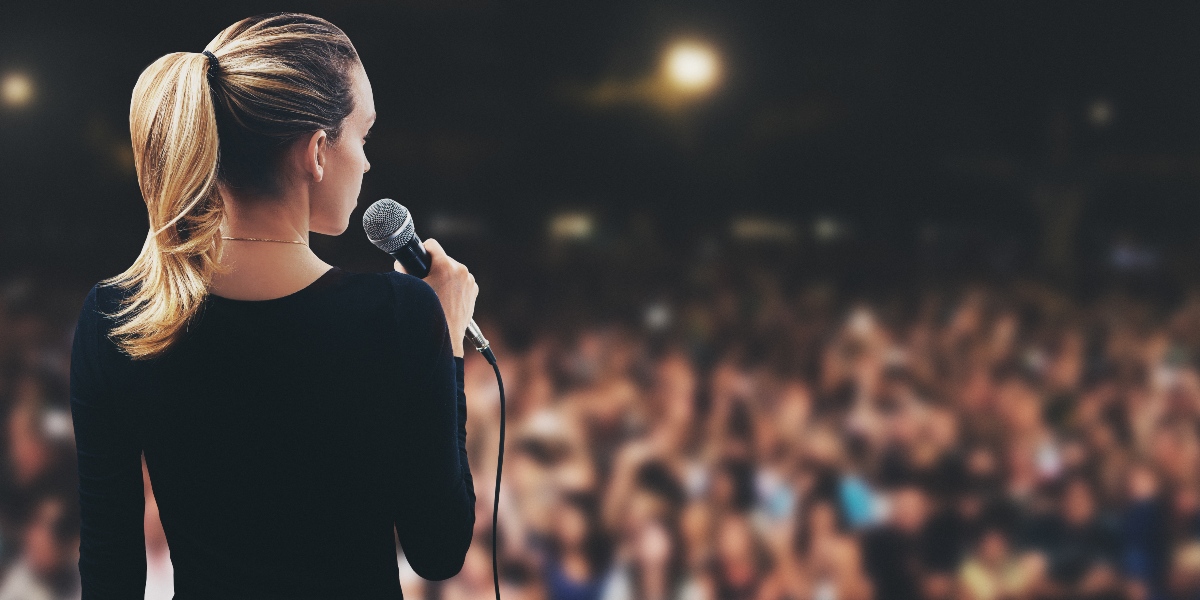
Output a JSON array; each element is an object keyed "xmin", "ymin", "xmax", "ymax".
[{"xmin": 479, "ymin": 345, "xmax": 505, "ymax": 600}]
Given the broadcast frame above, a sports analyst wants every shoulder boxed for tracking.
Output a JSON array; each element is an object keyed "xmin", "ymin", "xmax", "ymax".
[
  {"xmin": 71, "ymin": 280, "xmax": 130, "ymax": 375},
  {"xmin": 76, "ymin": 279, "xmax": 126, "ymax": 331},
  {"xmin": 379, "ymin": 270, "xmax": 443, "ymax": 318}
]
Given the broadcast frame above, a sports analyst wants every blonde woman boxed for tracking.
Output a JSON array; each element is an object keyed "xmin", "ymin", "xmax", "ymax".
[{"xmin": 69, "ymin": 12, "xmax": 479, "ymax": 597}]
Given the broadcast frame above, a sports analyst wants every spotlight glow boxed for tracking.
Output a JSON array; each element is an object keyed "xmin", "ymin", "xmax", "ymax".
[
  {"xmin": 1088, "ymin": 98, "xmax": 1114, "ymax": 128},
  {"xmin": 664, "ymin": 42, "xmax": 719, "ymax": 93},
  {"xmin": 549, "ymin": 211, "xmax": 594, "ymax": 241},
  {"xmin": 1, "ymin": 72, "xmax": 34, "ymax": 108}
]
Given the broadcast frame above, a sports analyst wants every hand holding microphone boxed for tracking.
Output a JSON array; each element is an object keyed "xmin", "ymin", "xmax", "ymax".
[{"xmin": 394, "ymin": 238, "xmax": 478, "ymax": 358}]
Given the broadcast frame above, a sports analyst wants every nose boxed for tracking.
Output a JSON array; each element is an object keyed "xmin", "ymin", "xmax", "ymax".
[{"xmin": 364, "ymin": 160, "xmax": 371, "ymax": 174}]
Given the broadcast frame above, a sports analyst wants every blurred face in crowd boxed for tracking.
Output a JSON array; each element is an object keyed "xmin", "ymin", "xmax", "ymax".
[
  {"xmin": 680, "ymin": 502, "xmax": 711, "ymax": 557},
  {"xmin": 891, "ymin": 487, "xmax": 928, "ymax": 534},
  {"xmin": 926, "ymin": 408, "xmax": 959, "ymax": 450},
  {"xmin": 808, "ymin": 500, "xmax": 839, "ymax": 537},
  {"xmin": 777, "ymin": 381, "xmax": 811, "ymax": 434},
  {"xmin": 625, "ymin": 490, "xmax": 665, "ymax": 534},
  {"xmin": 635, "ymin": 519, "xmax": 673, "ymax": 567},
  {"xmin": 966, "ymin": 445, "xmax": 998, "ymax": 481},
  {"xmin": 24, "ymin": 497, "xmax": 74, "ymax": 576},
  {"xmin": 978, "ymin": 529, "xmax": 1010, "ymax": 566},
  {"xmin": 716, "ymin": 515, "xmax": 755, "ymax": 565},
  {"xmin": 1151, "ymin": 424, "xmax": 1200, "ymax": 482},
  {"xmin": 1087, "ymin": 423, "xmax": 1117, "ymax": 452},
  {"xmin": 1173, "ymin": 486, "xmax": 1199, "ymax": 518},
  {"xmin": 8, "ymin": 404, "xmax": 49, "ymax": 485},
  {"xmin": 1063, "ymin": 480, "xmax": 1096, "ymax": 525},
  {"xmin": 1059, "ymin": 438, "xmax": 1090, "ymax": 473},
  {"xmin": 1127, "ymin": 464, "xmax": 1160, "ymax": 501},
  {"xmin": 710, "ymin": 467, "xmax": 736, "ymax": 508},
  {"xmin": 958, "ymin": 492, "xmax": 985, "ymax": 520},
  {"xmin": 553, "ymin": 500, "xmax": 588, "ymax": 551},
  {"xmin": 1001, "ymin": 381, "xmax": 1042, "ymax": 432}
]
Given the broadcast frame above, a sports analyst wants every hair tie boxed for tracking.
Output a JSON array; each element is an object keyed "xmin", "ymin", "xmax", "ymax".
[{"xmin": 202, "ymin": 50, "xmax": 219, "ymax": 71}]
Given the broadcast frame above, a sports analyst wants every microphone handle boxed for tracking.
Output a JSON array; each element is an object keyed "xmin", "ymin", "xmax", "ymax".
[{"xmin": 389, "ymin": 234, "xmax": 490, "ymax": 353}]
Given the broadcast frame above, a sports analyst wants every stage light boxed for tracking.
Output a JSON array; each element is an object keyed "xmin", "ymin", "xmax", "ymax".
[
  {"xmin": 1, "ymin": 72, "xmax": 34, "ymax": 108},
  {"xmin": 813, "ymin": 216, "xmax": 845, "ymax": 243},
  {"xmin": 1088, "ymin": 98, "xmax": 1114, "ymax": 128},
  {"xmin": 644, "ymin": 300, "xmax": 672, "ymax": 332},
  {"xmin": 730, "ymin": 216, "xmax": 798, "ymax": 243},
  {"xmin": 549, "ymin": 211, "xmax": 594, "ymax": 241},
  {"xmin": 663, "ymin": 42, "xmax": 719, "ymax": 93},
  {"xmin": 428, "ymin": 213, "xmax": 486, "ymax": 239}
]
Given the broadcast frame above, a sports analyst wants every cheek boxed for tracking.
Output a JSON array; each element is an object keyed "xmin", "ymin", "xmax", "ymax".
[
  {"xmin": 342, "ymin": 146, "xmax": 367, "ymax": 182},
  {"xmin": 327, "ymin": 148, "xmax": 363, "ymax": 190}
]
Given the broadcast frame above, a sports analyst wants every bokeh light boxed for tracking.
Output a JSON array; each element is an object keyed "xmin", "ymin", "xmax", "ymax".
[
  {"xmin": 1088, "ymin": 98, "xmax": 1114, "ymax": 128},
  {"xmin": 663, "ymin": 41, "xmax": 720, "ymax": 93},
  {"xmin": 548, "ymin": 211, "xmax": 594, "ymax": 241},
  {"xmin": 1, "ymin": 72, "xmax": 34, "ymax": 108}
]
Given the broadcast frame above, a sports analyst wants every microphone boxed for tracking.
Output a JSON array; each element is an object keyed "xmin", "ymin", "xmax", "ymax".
[{"xmin": 363, "ymin": 199, "xmax": 491, "ymax": 354}]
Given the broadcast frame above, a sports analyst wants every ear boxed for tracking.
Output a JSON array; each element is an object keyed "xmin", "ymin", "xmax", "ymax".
[{"xmin": 301, "ymin": 129, "xmax": 328, "ymax": 183}]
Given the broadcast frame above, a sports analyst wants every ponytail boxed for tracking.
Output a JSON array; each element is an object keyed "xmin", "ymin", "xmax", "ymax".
[
  {"xmin": 101, "ymin": 49, "xmax": 228, "ymax": 360},
  {"xmin": 102, "ymin": 12, "xmax": 360, "ymax": 360}
]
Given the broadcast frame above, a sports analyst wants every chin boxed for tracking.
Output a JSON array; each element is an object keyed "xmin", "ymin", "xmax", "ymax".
[{"xmin": 315, "ymin": 226, "xmax": 347, "ymax": 237}]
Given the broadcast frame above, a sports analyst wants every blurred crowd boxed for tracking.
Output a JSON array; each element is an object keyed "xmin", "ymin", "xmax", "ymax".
[{"xmin": 2, "ymin": 261, "xmax": 1200, "ymax": 600}]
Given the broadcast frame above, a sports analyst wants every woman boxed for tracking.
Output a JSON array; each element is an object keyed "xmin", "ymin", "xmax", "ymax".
[{"xmin": 69, "ymin": 12, "xmax": 479, "ymax": 598}]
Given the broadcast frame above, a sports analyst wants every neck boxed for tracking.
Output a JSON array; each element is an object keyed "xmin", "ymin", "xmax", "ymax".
[
  {"xmin": 210, "ymin": 186, "xmax": 331, "ymax": 299},
  {"xmin": 220, "ymin": 185, "xmax": 311, "ymax": 246}
]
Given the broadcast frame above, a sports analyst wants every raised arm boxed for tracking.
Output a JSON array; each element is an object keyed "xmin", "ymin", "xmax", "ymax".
[
  {"xmin": 69, "ymin": 285, "xmax": 147, "ymax": 598},
  {"xmin": 390, "ymin": 274, "xmax": 476, "ymax": 581}
]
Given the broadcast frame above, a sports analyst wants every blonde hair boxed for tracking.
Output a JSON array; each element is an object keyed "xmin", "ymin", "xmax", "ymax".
[{"xmin": 101, "ymin": 13, "xmax": 359, "ymax": 360}]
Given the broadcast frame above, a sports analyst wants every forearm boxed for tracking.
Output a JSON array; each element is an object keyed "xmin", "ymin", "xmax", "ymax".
[{"xmin": 395, "ymin": 356, "xmax": 476, "ymax": 580}]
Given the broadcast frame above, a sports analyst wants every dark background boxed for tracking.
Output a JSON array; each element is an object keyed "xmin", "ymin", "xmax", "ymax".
[{"xmin": 5, "ymin": 1, "xmax": 1200, "ymax": 306}]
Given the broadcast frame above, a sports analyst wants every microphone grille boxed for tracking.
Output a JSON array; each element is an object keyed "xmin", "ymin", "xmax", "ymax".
[{"xmin": 362, "ymin": 198, "xmax": 414, "ymax": 253}]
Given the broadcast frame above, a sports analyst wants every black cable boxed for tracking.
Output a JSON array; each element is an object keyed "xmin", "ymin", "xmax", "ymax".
[{"xmin": 480, "ymin": 346, "xmax": 504, "ymax": 600}]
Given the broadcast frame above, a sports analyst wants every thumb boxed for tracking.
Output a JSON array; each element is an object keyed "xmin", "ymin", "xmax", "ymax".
[
  {"xmin": 393, "ymin": 259, "xmax": 408, "ymax": 274},
  {"xmin": 424, "ymin": 237, "xmax": 444, "ymax": 257}
]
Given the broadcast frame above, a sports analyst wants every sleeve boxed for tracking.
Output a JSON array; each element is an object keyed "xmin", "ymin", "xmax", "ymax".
[
  {"xmin": 69, "ymin": 284, "xmax": 147, "ymax": 598},
  {"xmin": 389, "ymin": 274, "xmax": 476, "ymax": 581}
]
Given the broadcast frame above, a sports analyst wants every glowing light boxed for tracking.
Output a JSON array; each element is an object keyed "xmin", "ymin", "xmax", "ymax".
[
  {"xmin": 1088, "ymin": 98, "xmax": 1114, "ymax": 128},
  {"xmin": 644, "ymin": 300, "xmax": 672, "ymax": 332},
  {"xmin": 730, "ymin": 216, "xmax": 798, "ymax": 243},
  {"xmin": 813, "ymin": 216, "xmax": 845, "ymax": 243},
  {"xmin": 549, "ymin": 212, "xmax": 594, "ymax": 241},
  {"xmin": 1, "ymin": 72, "xmax": 34, "ymax": 108},
  {"xmin": 664, "ymin": 42, "xmax": 719, "ymax": 93}
]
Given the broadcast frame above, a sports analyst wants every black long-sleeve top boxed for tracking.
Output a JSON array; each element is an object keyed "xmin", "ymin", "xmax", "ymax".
[{"xmin": 69, "ymin": 266, "xmax": 475, "ymax": 599}]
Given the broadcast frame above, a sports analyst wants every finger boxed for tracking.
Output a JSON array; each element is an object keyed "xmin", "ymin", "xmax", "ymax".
[
  {"xmin": 394, "ymin": 259, "xmax": 407, "ymax": 274},
  {"xmin": 424, "ymin": 238, "xmax": 444, "ymax": 258}
]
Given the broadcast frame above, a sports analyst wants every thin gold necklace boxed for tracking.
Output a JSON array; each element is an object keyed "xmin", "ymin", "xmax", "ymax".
[{"xmin": 221, "ymin": 236, "xmax": 308, "ymax": 247}]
